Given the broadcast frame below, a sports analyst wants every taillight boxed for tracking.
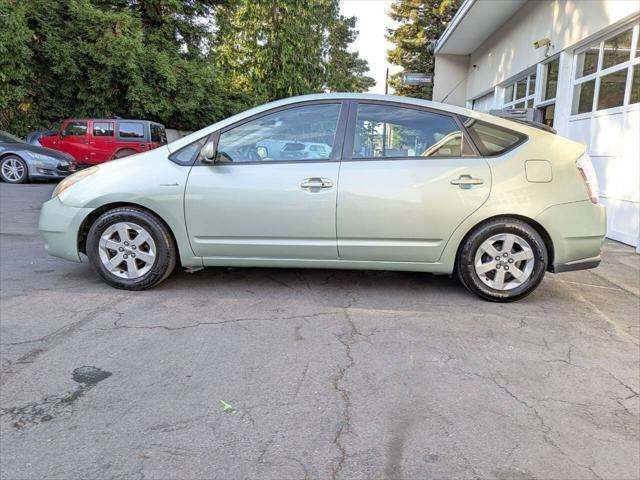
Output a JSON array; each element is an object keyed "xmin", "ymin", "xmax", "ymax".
[{"xmin": 576, "ymin": 153, "xmax": 599, "ymax": 204}]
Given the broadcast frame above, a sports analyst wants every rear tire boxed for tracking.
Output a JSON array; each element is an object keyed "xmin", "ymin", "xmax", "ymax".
[
  {"xmin": 0, "ymin": 155, "xmax": 28, "ymax": 183},
  {"xmin": 86, "ymin": 207, "xmax": 176, "ymax": 290},
  {"xmin": 456, "ymin": 218, "xmax": 548, "ymax": 302}
]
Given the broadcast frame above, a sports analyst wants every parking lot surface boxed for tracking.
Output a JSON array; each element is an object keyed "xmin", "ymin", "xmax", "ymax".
[{"xmin": 1, "ymin": 183, "xmax": 639, "ymax": 480}]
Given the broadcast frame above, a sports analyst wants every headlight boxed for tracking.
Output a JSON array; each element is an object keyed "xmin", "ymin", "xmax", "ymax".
[{"xmin": 52, "ymin": 166, "xmax": 99, "ymax": 198}]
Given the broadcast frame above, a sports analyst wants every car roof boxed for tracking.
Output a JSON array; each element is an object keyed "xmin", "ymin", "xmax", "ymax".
[
  {"xmin": 64, "ymin": 118, "xmax": 164, "ymax": 125},
  {"xmin": 167, "ymin": 92, "xmax": 564, "ymax": 153}
]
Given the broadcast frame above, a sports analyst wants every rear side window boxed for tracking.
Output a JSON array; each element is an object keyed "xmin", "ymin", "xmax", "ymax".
[
  {"xmin": 463, "ymin": 119, "xmax": 526, "ymax": 155},
  {"xmin": 118, "ymin": 122, "xmax": 145, "ymax": 139},
  {"xmin": 150, "ymin": 124, "xmax": 167, "ymax": 144},
  {"xmin": 63, "ymin": 121, "xmax": 87, "ymax": 136},
  {"xmin": 352, "ymin": 104, "xmax": 475, "ymax": 158}
]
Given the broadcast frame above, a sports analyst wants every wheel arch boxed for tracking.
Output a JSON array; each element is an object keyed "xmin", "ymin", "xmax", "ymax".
[
  {"xmin": 112, "ymin": 148, "xmax": 137, "ymax": 160},
  {"xmin": 78, "ymin": 202, "xmax": 180, "ymax": 263},
  {"xmin": 453, "ymin": 214, "xmax": 555, "ymax": 271}
]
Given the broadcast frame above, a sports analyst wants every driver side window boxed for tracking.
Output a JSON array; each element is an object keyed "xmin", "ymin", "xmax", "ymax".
[{"xmin": 216, "ymin": 103, "xmax": 341, "ymax": 163}]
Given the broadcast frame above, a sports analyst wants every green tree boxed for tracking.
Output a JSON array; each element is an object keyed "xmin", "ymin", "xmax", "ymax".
[
  {"xmin": 0, "ymin": 0, "xmax": 34, "ymax": 133},
  {"xmin": 325, "ymin": 15, "xmax": 375, "ymax": 92},
  {"xmin": 215, "ymin": 0, "xmax": 374, "ymax": 106},
  {"xmin": 386, "ymin": 0, "xmax": 459, "ymax": 99}
]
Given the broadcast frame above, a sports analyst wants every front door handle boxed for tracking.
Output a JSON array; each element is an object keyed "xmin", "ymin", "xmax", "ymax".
[
  {"xmin": 451, "ymin": 174, "xmax": 484, "ymax": 189},
  {"xmin": 300, "ymin": 177, "xmax": 333, "ymax": 192}
]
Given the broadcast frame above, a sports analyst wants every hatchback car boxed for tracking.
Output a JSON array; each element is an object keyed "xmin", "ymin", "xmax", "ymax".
[
  {"xmin": 38, "ymin": 94, "xmax": 605, "ymax": 301},
  {"xmin": 0, "ymin": 131, "xmax": 76, "ymax": 183},
  {"xmin": 39, "ymin": 118, "xmax": 167, "ymax": 165}
]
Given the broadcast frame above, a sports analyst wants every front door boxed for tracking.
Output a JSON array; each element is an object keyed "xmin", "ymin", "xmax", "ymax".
[
  {"xmin": 185, "ymin": 102, "xmax": 345, "ymax": 261},
  {"xmin": 337, "ymin": 102, "xmax": 491, "ymax": 263},
  {"xmin": 58, "ymin": 121, "xmax": 91, "ymax": 163},
  {"xmin": 89, "ymin": 121, "xmax": 115, "ymax": 164}
]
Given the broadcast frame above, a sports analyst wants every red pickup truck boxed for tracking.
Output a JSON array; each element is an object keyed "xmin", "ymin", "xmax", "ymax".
[{"xmin": 40, "ymin": 118, "xmax": 167, "ymax": 165}]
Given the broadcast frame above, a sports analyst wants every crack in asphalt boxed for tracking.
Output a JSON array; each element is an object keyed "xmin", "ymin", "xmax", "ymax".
[
  {"xmin": 469, "ymin": 370, "xmax": 606, "ymax": 479},
  {"xmin": 98, "ymin": 311, "xmax": 337, "ymax": 332},
  {"xmin": 330, "ymin": 305, "xmax": 376, "ymax": 480}
]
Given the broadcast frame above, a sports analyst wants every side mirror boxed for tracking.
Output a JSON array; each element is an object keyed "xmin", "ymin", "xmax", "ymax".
[
  {"xmin": 59, "ymin": 131, "xmax": 65, "ymax": 139},
  {"xmin": 201, "ymin": 139, "xmax": 215, "ymax": 164}
]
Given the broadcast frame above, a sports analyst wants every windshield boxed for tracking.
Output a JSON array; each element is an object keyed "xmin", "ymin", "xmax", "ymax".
[{"xmin": 0, "ymin": 131, "xmax": 25, "ymax": 144}]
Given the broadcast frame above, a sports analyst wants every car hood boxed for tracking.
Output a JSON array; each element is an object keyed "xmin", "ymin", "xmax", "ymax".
[{"xmin": 1, "ymin": 142, "xmax": 75, "ymax": 162}]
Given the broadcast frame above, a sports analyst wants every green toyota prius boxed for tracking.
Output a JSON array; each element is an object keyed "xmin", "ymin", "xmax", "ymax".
[{"xmin": 39, "ymin": 94, "xmax": 605, "ymax": 302}]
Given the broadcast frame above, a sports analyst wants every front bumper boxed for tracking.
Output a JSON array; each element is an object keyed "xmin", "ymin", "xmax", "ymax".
[
  {"xmin": 29, "ymin": 161, "xmax": 77, "ymax": 180},
  {"xmin": 38, "ymin": 197, "xmax": 94, "ymax": 262},
  {"xmin": 535, "ymin": 200, "xmax": 606, "ymax": 273}
]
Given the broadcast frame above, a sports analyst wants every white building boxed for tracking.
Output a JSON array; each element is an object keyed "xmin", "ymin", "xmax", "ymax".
[{"xmin": 433, "ymin": 0, "xmax": 640, "ymax": 251}]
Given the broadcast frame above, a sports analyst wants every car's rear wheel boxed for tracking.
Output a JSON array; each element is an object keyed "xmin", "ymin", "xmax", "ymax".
[
  {"xmin": 0, "ymin": 155, "xmax": 28, "ymax": 183},
  {"xmin": 456, "ymin": 218, "xmax": 548, "ymax": 302},
  {"xmin": 86, "ymin": 207, "xmax": 176, "ymax": 290}
]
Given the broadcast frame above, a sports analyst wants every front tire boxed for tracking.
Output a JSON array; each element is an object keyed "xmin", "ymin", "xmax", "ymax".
[
  {"xmin": 86, "ymin": 207, "xmax": 177, "ymax": 290},
  {"xmin": 456, "ymin": 218, "xmax": 548, "ymax": 302},
  {"xmin": 0, "ymin": 155, "xmax": 28, "ymax": 183}
]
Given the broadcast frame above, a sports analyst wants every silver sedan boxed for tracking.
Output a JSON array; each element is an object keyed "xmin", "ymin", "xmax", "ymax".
[{"xmin": 0, "ymin": 131, "xmax": 76, "ymax": 183}]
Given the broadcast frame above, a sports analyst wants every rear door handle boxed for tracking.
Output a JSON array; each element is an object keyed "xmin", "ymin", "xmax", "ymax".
[
  {"xmin": 300, "ymin": 177, "xmax": 333, "ymax": 192},
  {"xmin": 451, "ymin": 174, "xmax": 484, "ymax": 189}
]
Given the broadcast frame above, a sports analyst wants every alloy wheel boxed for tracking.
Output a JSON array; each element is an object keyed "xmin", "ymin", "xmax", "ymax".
[
  {"xmin": 1, "ymin": 158, "xmax": 26, "ymax": 182},
  {"xmin": 474, "ymin": 233, "xmax": 535, "ymax": 291},
  {"xmin": 98, "ymin": 222, "xmax": 157, "ymax": 279}
]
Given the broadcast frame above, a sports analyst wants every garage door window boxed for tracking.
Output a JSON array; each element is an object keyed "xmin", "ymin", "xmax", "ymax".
[
  {"xmin": 572, "ymin": 23, "xmax": 640, "ymax": 115},
  {"xmin": 503, "ymin": 73, "xmax": 536, "ymax": 109}
]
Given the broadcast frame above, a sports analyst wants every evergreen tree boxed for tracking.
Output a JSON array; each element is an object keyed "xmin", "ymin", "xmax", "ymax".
[
  {"xmin": 325, "ymin": 15, "xmax": 375, "ymax": 93},
  {"xmin": 215, "ymin": 0, "xmax": 374, "ymax": 106},
  {"xmin": 386, "ymin": 0, "xmax": 459, "ymax": 99}
]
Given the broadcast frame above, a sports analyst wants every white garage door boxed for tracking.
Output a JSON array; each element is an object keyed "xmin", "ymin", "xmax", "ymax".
[{"xmin": 568, "ymin": 23, "xmax": 640, "ymax": 248}]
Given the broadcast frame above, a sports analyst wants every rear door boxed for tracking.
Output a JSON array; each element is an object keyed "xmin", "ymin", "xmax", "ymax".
[
  {"xmin": 184, "ymin": 101, "xmax": 346, "ymax": 261},
  {"xmin": 336, "ymin": 101, "xmax": 491, "ymax": 263},
  {"xmin": 89, "ymin": 120, "xmax": 115, "ymax": 163},
  {"xmin": 116, "ymin": 121, "xmax": 148, "ymax": 155}
]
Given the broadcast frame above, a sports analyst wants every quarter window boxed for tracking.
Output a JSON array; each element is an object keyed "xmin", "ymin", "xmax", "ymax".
[
  {"xmin": 572, "ymin": 23, "xmax": 640, "ymax": 115},
  {"xmin": 216, "ymin": 104, "xmax": 341, "ymax": 163},
  {"xmin": 63, "ymin": 121, "xmax": 87, "ymax": 136},
  {"xmin": 150, "ymin": 124, "xmax": 167, "ymax": 144},
  {"xmin": 93, "ymin": 122, "xmax": 114, "ymax": 137},
  {"xmin": 352, "ymin": 104, "xmax": 473, "ymax": 159},
  {"xmin": 464, "ymin": 119, "xmax": 526, "ymax": 156},
  {"xmin": 118, "ymin": 122, "xmax": 145, "ymax": 139}
]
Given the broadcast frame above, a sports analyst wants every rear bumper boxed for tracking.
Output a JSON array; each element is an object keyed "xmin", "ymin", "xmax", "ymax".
[
  {"xmin": 549, "ymin": 255, "xmax": 601, "ymax": 273},
  {"xmin": 535, "ymin": 200, "xmax": 606, "ymax": 273},
  {"xmin": 38, "ymin": 197, "xmax": 94, "ymax": 262}
]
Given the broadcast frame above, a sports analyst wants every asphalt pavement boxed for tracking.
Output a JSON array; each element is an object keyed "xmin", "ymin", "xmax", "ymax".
[{"xmin": 1, "ymin": 183, "xmax": 638, "ymax": 480}]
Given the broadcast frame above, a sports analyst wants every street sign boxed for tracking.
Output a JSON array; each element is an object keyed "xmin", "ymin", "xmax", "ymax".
[{"xmin": 401, "ymin": 73, "xmax": 433, "ymax": 85}]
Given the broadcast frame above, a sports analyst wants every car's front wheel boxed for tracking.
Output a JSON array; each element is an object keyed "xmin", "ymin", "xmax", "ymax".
[
  {"xmin": 456, "ymin": 218, "xmax": 548, "ymax": 302},
  {"xmin": 86, "ymin": 207, "xmax": 177, "ymax": 290},
  {"xmin": 0, "ymin": 155, "xmax": 28, "ymax": 183}
]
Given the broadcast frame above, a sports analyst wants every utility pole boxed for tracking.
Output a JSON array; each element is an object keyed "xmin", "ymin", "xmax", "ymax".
[
  {"xmin": 382, "ymin": 67, "xmax": 389, "ymax": 156},
  {"xmin": 384, "ymin": 67, "xmax": 389, "ymax": 95}
]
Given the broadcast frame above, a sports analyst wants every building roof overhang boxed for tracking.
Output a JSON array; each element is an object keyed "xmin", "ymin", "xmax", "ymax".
[{"xmin": 435, "ymin": 0, "xmax": 527, "ymax": 55}]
